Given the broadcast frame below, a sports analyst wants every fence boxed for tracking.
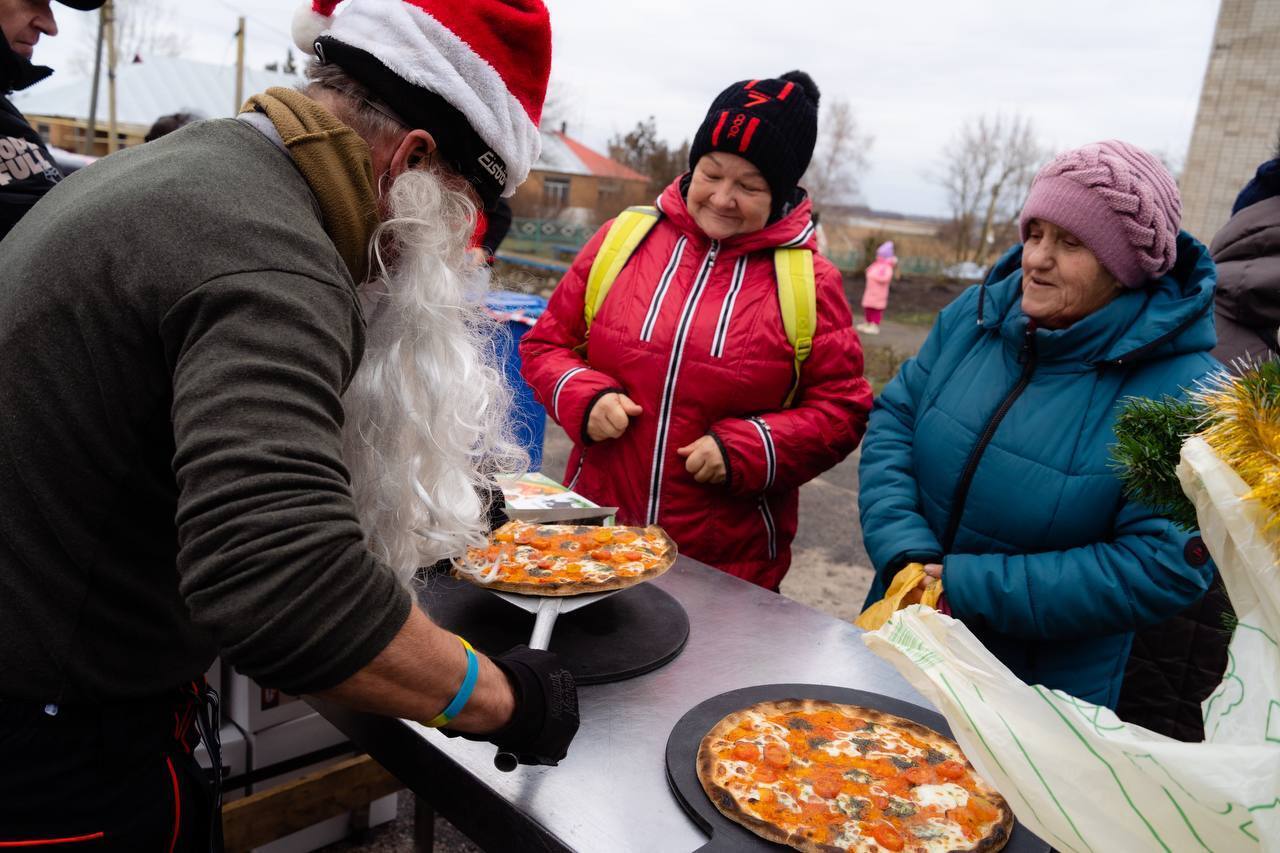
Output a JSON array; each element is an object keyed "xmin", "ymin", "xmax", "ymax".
[
  {"xmin": 825, "ymin": 249, "xmax": 946, "ymax": 277},
  {"xmin": 502, "ymin": 218, "xmax": 594, "ymax": 260},
  {"xmin": 502, "ymin": 219, "xmax": 948, "ymax": 278}
]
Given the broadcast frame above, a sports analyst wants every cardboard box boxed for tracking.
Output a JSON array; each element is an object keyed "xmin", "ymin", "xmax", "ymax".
[
  {"xmin": 499, "ymin": 471, "xmax": 598, "ymax": 511},
  {"xmin": 221, "ymin": 668, "xmax": 312, "ymax": 734},
  {"xmin": 205, "ymin": 658, "xmax": 222, "ymax": 698}
]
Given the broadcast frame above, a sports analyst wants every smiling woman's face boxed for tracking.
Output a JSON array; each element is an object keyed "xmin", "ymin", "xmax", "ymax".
[
  {"xmin": 687, "ymin": 152, "xmax": 772, "ymax": 240},
  {"xmin": 0, "ymin": 0, "xmax": 57, "ymax": 61},
  {"xmin": 1020, "ymin": 218, "xmax": 1121, "ymax": 329}
]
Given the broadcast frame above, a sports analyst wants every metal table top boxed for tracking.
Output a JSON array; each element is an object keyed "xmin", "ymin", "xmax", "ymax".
[{"xmin": 312, "ymin": 556, "xmax": 937, "ymax": 852}]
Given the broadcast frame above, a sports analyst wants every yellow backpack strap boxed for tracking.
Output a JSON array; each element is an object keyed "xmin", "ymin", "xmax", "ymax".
[
  {"xmin": 774, "ymin": 247, "xmax": 817, "ymax": 407},
  {"xmin": 583, "ymin": 206, "xmax": 661, "ymax": 331}
]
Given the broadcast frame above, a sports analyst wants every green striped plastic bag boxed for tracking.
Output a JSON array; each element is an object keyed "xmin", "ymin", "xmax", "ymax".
[{"xmin": 863, "ymin": 438, "xmax": 1280, "ymax": 852}]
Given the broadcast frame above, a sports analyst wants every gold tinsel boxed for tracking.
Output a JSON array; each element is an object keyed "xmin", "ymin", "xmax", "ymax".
[{"xmin": 1194, "ymin": 366, "xmax": 1280, "ymax": 532}]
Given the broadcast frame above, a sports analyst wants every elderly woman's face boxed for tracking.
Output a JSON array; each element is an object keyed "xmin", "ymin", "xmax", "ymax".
[
  {"xmin": 687, "ymin": 152, "xmax": 772, "ymax": 240},
  {"xmin": 1020, "ymin": 219, "xmax": 1121, "ymax": 329}
]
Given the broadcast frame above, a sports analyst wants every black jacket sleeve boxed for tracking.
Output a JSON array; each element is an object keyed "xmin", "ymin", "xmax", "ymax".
[
  {"xmin": 0, "ymin": 96, "xmax": 62, "ymax": 244},
  {"xmin": 481, "ymin": 197, "xmax": 513, "ymax": 257},
  {"xmin": 161, "ymin": 270, "xmax": 411, "ymax": 694}
]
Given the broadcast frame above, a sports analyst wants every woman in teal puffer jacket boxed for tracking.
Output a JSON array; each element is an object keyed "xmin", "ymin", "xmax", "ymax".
[{"xmin": 858, "ymin": 140, "xmax": 1220, "ymax": 709}]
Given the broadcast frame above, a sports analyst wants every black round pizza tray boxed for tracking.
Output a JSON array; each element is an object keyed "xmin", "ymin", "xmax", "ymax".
[
  {"xmin": 665, "ymin": 684, "xmax": 1050, "ymax": 852},
  {"xmin": 421, "ymin": 574, "xmax": 689, "ymax": 685}
]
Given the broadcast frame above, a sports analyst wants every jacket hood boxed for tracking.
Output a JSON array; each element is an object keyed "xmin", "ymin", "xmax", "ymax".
[
  {"xmin": 1210, "ymin": 195, "xmax": 1280, "ymax": 341},
  {"xmin": 1212, "ymin": 195, "xmax": 1280, "ymax": 261},
  {"xmin": 977, "ymin": 230, "xmax": 1217, "ymax": 367},
  {"xmin": 0, "ymin": 30, "xmax": 52, "ymax": 94},
  {"xmin": 654, "ymin": 175, "xmax": 817, "ymax": 257}
]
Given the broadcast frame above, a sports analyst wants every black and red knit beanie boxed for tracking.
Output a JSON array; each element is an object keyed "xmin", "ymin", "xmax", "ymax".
[{"xmin": 688, "ymin": 70, "xmax": 820, "ymax": 215}]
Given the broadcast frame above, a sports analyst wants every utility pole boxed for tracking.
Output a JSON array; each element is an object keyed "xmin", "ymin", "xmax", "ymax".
[
  {"xmin": 104, "ymin": 0, "xmax": 118, "ymax": 154},
  {"xmin": 83, "ymin": 5, "xmax": 105, "ymax": 155},
  {"xmin": 234, "ymin": 16, "xmax": 246, "ymax": 115}
]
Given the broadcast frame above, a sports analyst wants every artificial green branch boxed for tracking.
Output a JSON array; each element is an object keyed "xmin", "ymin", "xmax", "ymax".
[{"xmin": 1111, "ymin": 395, "xmax": 1205, "ymax": 532}]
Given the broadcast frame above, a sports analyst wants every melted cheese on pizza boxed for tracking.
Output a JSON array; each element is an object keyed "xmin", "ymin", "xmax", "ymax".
[
  {"xmin": 457, "ymin": 522, "xmax": 670, "ymax": 589},
  {"xmin": 702, "ymin": 703, "xmax": 1008, "ymax": 852}
]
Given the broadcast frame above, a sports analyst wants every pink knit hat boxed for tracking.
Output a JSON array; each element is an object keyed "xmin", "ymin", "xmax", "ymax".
[{"xmin": 1019, "ymin": 140, "xmax": 1181, "ymax": 287}]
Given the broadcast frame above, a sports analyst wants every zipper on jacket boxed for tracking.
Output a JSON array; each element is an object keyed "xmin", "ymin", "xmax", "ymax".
[
  {"xmin": 1096, "ymin": 310, "xmax": 1203, "ymax": 367},
  {"xmin": 645, "ymin": 240, "xmax": 720, "ymax": 524},
  {"xmin": 566, "ymin": 446, "xmax": 588, "ymax": 492},
  {"xmin": 940, "ymin": 323, "xmax": 1039, "ymax": 551},
  {"xmin": 757, "ymin": 496, "xmax": 778, "ymax": 560}
]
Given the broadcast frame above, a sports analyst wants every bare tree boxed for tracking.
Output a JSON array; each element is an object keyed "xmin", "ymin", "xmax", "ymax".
[
  {"xmin": 936, "ymin": 114, "xmax": 1044, "ymax": 264},
  {"xmin": 75, "ymin": 0, "xmax": 189, "ymax": 73},
  {"xmin": 607, "ymin": 116, "xmax": 689, "ymax": 195},
  {"xmin": 803, "ymin": 98, "xmax": 872, "ymax": 210},
  {"xmin": 1150, "ymin": 148, "xmax": 1185, "ymax": 185},
  {"xmin": 539, "ymin": 77, "xmax": 580, "ymax": 136}
]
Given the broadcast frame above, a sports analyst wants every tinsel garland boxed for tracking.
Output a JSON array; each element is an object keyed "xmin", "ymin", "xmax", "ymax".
[
  {"xmin": 1112, "ymin": 360, "xmax": 1280, "ymax": 534},
  {"xmin": 1193, "ymin": 360, "xmax": 1280, "ymax": 532}
]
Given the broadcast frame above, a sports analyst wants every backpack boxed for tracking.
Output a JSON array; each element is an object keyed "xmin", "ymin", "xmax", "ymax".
[{"xmin": 582, "ymin": 206, "xmax": 816, "ymax": 406}]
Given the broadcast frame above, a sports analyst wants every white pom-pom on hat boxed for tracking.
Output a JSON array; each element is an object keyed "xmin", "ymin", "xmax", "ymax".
[{"xmin": 293, "ymin": 0, "xmax": 343, "ymax": 56}]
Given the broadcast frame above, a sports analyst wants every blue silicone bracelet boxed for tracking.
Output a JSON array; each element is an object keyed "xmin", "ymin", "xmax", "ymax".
[{"xmin": 427, "ymin": 637, "xmax": 478, "ymax": 727}]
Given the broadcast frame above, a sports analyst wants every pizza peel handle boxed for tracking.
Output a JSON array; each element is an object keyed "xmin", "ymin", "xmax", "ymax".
[
  {"xmin": 494, "ymin": 596, "xmax": 566, "ymax": 771},
  {"xmin": 528, "ymin": 596, "xmax": 563, "ymax": 651}
]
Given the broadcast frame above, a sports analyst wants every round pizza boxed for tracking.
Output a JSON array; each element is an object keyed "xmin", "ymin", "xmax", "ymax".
[
  {"xmin": 698, "ymin": 699, "xmax": 1012, "ymax": 852},
  {"xmin": 454, "ymin": 521, "xmax": 676, "ymax": 596}
]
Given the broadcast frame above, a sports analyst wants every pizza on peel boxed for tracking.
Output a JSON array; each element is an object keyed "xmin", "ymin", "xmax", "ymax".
[
  {"xmin": 454, "ymin": 520, "xmax": 676, "ymax": 596},
  {"xmin": 698, "ymin": 699, "xmax": 1012, "ymax": 852}
]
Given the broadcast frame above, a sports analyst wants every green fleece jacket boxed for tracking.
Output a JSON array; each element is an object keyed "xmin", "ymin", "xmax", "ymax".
[{"xmin": 0, "ymin": 117, "xmax": 410, "ymax": 701}]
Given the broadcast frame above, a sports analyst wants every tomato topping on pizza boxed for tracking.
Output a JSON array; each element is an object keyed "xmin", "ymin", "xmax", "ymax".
[
  {"xmin": 697, "ymin": 699, "xmax": 1013, "ymax": 852},
  {"xmin": 454, "ymin": 521, "xmax": 676, "ymax": 596}
]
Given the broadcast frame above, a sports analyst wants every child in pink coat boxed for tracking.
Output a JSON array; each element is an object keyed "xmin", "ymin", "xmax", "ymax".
[{"xmin": 858, "ymin": 241, "xmax": 896, "ymax": 334}]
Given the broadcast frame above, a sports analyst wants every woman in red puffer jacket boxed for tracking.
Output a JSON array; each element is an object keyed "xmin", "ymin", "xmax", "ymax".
[{"xmin": 520, "ymin": 70, "xmax": 872, "ymax": 590}]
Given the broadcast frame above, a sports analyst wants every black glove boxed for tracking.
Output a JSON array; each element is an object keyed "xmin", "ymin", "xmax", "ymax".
[{"xmin": 485, "ymin": 645, "xmax": 579, "ymax": 766}]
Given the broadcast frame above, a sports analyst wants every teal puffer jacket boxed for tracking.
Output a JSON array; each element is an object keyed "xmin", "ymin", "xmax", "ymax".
[{"xmin": 859, "ymin": 233, "xmax": 1221, "ymax": 708}]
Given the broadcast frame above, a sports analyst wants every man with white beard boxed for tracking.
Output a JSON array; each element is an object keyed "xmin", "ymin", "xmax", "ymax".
[{"xmin": 0, "ymin": 1, "xmax": 576, "ymax": 848}]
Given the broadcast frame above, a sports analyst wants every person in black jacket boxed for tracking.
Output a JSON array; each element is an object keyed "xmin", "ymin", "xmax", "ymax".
[
  {"xmin": 0, "ymin": 0, "xmax": 105, "ymax": 241},
  {"xmin": 1211, "ymin": 146, "xmax": 1280, "ymax": 369}
]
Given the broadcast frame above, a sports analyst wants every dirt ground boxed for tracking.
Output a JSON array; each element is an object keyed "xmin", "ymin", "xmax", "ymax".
[
  {"xmin": 328, "ymin": 276, "xmax": 959, "ymax": 852},
  {"xmin": 844, "ymin": 272, "xmax": 968, "ymax": 322}
]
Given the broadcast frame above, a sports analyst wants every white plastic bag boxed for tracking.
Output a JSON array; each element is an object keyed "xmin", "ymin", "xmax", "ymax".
[{"xmin": 862, "ymin": 438, "xmax": 1280, "ymax": 852}]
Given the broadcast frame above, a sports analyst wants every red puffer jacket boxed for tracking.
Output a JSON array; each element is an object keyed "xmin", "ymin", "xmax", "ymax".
[{"xmin": 520, "ymin": 179, "xmax": 872, "ymax": 589}]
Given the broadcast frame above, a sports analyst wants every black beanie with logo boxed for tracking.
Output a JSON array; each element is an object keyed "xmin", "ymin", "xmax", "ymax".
[{"xmin": 688, "ymin": 70, "xmax": 821, "ymax": 217}]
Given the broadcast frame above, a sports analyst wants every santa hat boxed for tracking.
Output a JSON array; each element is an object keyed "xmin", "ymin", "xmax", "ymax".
[{"xmin": 292, "ymin": 0, "xmax": 551, "ymax": 206}]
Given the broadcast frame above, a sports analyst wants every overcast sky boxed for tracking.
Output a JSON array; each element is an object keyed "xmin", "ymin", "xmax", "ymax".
[{"xmin": 35, "ymin": 0, "xmax": 1220, "ymax": 217}]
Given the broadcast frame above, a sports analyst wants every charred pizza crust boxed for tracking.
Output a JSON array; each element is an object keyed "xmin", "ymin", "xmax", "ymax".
[
  {"xmin": 696, "ymin": 698, "xmax": 1013, "ymax": 853},
  {"xmin": 455, "ymin": 524, "xmax": 677, "ymax": 596}
]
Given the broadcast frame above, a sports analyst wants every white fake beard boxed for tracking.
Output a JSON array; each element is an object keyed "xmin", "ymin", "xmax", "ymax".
[{"xmin": 342, "ymin": 168, "xmax": 527, "ymax": 587}]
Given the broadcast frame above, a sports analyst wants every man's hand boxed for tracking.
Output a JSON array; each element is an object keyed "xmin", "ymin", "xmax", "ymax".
[
  {"xmin": 676, "ymin": 435, "xmax": 727, "ymax": 484},
  {"xmin": 587, "ymin": 392, "xmax": 642, "ymax": 442},
  {"xmin": 314, "ymin": 607, "xmax": 518, "ymax": 736},
  {"xmin": 447, "ymin": 646, "xmax": 579, "ymax": 766},
  {"xmin": 922, "ymin": 562, "xmax": 943, "ymax": 580}
]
